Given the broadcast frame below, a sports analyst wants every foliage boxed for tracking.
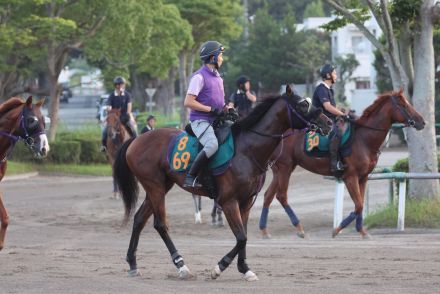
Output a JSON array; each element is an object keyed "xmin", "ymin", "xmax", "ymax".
[
  {"xmin": 334, "ymin": 53, "xmax": 360, "ymax": 103},
  {"xmin": 303, "ymin": 0, "xmax": 325, "ymax": 18},
  {"xmin": 225, "ymin": 8, "xmax": 330, "ymax": 94},
  {"xmin": 7, "ymin": 161, "xmax": 111, "ymax": 176},
  {"xmin": 6, "ymin": 161, "xmax": 38, "ymax": 175},
  {"xmin": 393, "ymin": 153, "xmax": 440, "ymax": 172},
  {"xmin": 365, "ymin": 198, "xmax": 440, "ymax": 228},
  {"xmin": 47, "ymin": 141, "xmax": 81, "ymax": 164}
]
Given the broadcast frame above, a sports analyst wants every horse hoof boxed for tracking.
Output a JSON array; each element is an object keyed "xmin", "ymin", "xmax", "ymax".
[
  {"xmin": 127, "ymin": 269, "xmax": 141, "ymax": 277},
  {"xmin": 178, "ymin": 265, "xmax": 193, "ymax": 279},
  {"xmin": 243, "ymin": 270, "xmax": 259, "ymax": 281},
  {"xmin": 296, "ymin": 231, "xmax": 306, "ymax": 239},
  {"xmin": 361, "ymin": 233, "xmax": 372, "ymax": 240},
  {"xmin": 194, "ymin": 212, "xmax": 202, "ymax": 224},
  {"xmin": 211, "ymin": 265, "xmax": 221, "ymax": 279}
]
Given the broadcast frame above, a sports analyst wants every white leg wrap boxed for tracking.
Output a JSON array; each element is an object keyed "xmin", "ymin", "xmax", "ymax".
[
  {"xmin": 211, "ymin": 264, "xmax": 221, "ymax": 279},
  {"xmin": 244, "ymin": 270, "xmax": 259, "ymax": 281}
]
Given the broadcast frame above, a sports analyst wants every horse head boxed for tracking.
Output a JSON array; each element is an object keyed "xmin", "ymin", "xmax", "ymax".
[
  {"xmin": 391, "ymin": 90, "xmax": 425, "ymax": 130},
  {"xmin": 21, "ymin": 96, "xmax": 49, "ymax": 158},
  {"xmin": 106, "ymin": 109, "xmax": 124, "ymax": 140},
  {"xmin": 283, "ymin": 92, "xmax": 332, "ymax": 136}
]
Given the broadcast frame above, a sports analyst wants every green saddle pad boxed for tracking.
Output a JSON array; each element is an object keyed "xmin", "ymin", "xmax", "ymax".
[
  {"xmin": 305, "ymin": 124, "xmax": 352, "ymax": 152},
  {"xmin": 168, "ymin": 132, "xmax": 234, "ymax": 173}
]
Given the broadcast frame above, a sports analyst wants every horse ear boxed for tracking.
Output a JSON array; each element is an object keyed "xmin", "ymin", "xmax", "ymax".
[
  {"xmin": 285, "ymin": 84, "xmax": 292, "ymax": 96},
  {"xmin": 36, "ymin": 98, "xmax": 45, "ymax": 107},
  {"xmin": 26, "ymin": 96, "xmax": 33, "ymax": 107}
]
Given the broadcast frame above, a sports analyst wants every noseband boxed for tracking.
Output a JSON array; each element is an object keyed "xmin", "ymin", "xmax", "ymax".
[{"xmin": 390, "ymin": 95, "xmax": 416, "ymax": 127}]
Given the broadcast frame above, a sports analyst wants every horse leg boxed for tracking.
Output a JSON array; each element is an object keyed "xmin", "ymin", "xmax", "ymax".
[
  {"xmin": 357, "ymin": 178, "xmax": 371, "ymax": 238},
  {"xmin": 126, "ymin": 197, "xmax": 153, "ymax": 276},
  {"xmin": 211, "ymin": 200, "xmax": 217, "ymax": 226},
  {"xmin": 275, "ymin": 164, "xmax": 304, "ymax": 238},
  {"xmin": 332, "ymin": 176, "xmax": 363, "ymax": 238},
  {"xmin": 216, "ymin": 202, "xmax": 224, "ymax": 227},
  {"xmin": 192, "ymin": 194, "xmax": 202, "ymax": 224},
  {"xmin": 113, "ymin": 178, "xmax": 119, "ymax": 200},
  {"xmin": 259, "ymin": 170, "xmax": 278, "ymax": 238},
  {"xmin": 211, "ymin": 200, "xmax": 255, "ymax": 281},
  {"xmin": 151, "ymin": 191, "xmax": 193, "ymax": 279},
  {"xmin": 237, "ymin": 198, "xmax": 258, "ymax": 281},
  {"xmin": 0, "ymin": 193, "xmax": 9, "ymax": 251}
]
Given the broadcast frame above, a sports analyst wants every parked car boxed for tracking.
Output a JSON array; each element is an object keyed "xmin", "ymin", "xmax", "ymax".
[{"xmin": 60, "ymin": 84, "xmax": 73, "ymax": 103}]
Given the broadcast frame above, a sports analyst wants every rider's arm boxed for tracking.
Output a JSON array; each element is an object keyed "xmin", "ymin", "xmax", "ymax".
[
  {"xmin": 127, "ymin": 102, "xmax": 132, "ymax": 113},
  {"xmin": 245, "ymin": 91, "xmax": 256, "ymax": 102},
  {"xmin": 322, "ymin": 102, "xmax": 345, "ymax": 116},
  {"xmin": 184, "ymin": 94, "xmax": 212, "ymax": 112}
]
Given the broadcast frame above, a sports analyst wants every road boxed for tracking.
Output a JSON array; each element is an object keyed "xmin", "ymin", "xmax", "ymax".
[{"xmin": 1, "ymin": 153, "xmax": 439, "ymax": 293}]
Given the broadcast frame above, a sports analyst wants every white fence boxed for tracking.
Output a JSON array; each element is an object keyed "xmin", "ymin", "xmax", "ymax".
[{"xmin": 331, "ymin": 172, "xmax": 440, "ymax": 231}]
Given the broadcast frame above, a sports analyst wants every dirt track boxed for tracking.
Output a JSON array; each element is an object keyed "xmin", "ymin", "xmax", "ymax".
[{"xmin": 1, "ymin": 163, "xmax": 440, "ymax": 293}]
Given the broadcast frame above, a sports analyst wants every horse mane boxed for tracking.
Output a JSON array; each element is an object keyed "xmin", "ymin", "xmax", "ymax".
[
  {"xmin": 0, "ymin": 97, "xmax": 24, "ymax": 115},
  {"xmin": 232, "ymin": 95, "xmax": 281, "ymax": 134},
  {"xmin": 356, "ymin": 90, "xmax": 404, "ymax": 125}
]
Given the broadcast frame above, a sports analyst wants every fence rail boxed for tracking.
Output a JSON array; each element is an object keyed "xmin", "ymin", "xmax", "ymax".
[{"xmin": 328, "ymin": 172, "xmax": 440, "ymax": 231}]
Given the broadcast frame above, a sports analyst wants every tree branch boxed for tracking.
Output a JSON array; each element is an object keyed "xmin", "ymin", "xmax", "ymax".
[
  {"xmin": 362, "ymin": 0, "xmax": 386, "ymax": 33},
  {"xmin": 323, "ymin": 0, "xmax": 385, "ymax": 52}
]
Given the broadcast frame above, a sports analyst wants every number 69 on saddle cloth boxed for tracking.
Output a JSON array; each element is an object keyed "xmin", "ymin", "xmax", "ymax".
[{"xmin": 167, "ymin": 131, "xmax": 235, "ymax": 175}]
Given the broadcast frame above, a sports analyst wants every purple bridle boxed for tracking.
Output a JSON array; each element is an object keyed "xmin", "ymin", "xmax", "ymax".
[{"xmin": 0, "ymin": 109, "xmax": 45, "ymax": 161}]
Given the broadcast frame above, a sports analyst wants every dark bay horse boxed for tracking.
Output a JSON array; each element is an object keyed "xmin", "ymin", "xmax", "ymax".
[
  {"xmin": 259, "ymin": 90, "xmax": 425, "ymax": 239},
  {"xmin": 105, "ymin": 109, "xmax": 129, "ymax": 199},
  {"xmin": 0, "ymin": 96, "xmax": 49, "ymax": 251},
  {"xmin": 113, "ymin": 94, "xmax": 332, "ymax": 281}
]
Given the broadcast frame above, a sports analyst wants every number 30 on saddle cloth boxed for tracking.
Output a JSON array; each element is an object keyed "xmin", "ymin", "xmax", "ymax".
[
  {"xmin": 167, "ymin": 131, "xmax": 235, "ymax": 175},
  {"xmin": 304, "ymin": 123, "xmax": 353, "ymax": 157}
]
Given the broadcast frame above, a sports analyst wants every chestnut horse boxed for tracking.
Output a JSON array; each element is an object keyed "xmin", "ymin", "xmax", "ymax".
[
  {"xmin": 105, "ymin": 109, "xmax": 129, "ymax": 199},
  {"xmin": 259, "ymin": 90, "xmax": 425, "ymax": 239},
  {"xmin": 0, "ymin": 96, "xmax": 49, "ymax": 251},
  {"xmin": 113, "ymin": 94, "xmax": 332, "ymax": 281}
]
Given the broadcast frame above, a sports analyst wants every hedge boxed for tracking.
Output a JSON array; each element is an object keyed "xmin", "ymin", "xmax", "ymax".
[
  {"xmin": 47, "ymin": 141, "xmax": 81, "ymax": 164},
  {"xmin": 393, "ymin": 153, "xmax": 440, "ymax": 172}
]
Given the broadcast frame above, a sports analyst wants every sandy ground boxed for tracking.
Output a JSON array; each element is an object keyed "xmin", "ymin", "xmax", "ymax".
[{"xmin": 1, "ymin": 149, "xmax": 440, "ymax": 294}]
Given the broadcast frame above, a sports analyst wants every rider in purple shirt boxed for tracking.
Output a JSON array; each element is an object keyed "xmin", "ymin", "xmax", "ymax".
[{"xmin": 183, "ymin": 41, "xmax": 227, "ymax": 188}]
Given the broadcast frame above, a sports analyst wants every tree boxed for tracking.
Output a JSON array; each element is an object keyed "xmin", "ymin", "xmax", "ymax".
[
  {"xmin": 322, "ymin": 0, "xmax": 440, "ymax": 199},
  {"xmin": 167, "ymin": 0, "xmax": 243, "ymax": 126},
  {"xmin": 334, "ymin": 53, "xmax": 360, "ymax": 103},
  {"xmin": 304, "ymin": 0, "xmax": 326, "ymax": 18}
]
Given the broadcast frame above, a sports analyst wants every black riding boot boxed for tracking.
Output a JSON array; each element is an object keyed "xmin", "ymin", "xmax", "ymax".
[
  {"xmin": 183, "ymin": 151, "xmax": 209, "ymax": 188},
  {"xmin": 329, "ymin": 136, "xmax": 346, "ymax": 174}
]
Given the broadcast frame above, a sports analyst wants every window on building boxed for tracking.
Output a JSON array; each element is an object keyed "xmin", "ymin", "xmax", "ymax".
[
  {"xmin": 355, "ymin": 78, "xmax": 371, "ymax": 89},
  {"xmin": 351, "ymin": 36, "xmax": 366, "ymax": 53}
]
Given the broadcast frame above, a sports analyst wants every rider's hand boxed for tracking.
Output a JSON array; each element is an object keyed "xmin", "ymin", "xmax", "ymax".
[
  {"xmin": 340, "ymin": 114, "xmax": 351, "ymax": 122},
  {"xmin": 210, "ymin": 107, "xmax": 223, "ymax": 117}
]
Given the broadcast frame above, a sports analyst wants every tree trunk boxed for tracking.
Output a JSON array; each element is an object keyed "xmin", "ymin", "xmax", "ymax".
[
  {"xmin": 407, "ymin": 0, "xmax": 439, "ymax": 199},
  {"xmin": 398, "ymin": 22, "xmax": 414, "ymax": 96},
  {"xmin": 47, "ymin": 73, "xmax": 60, "ymax": 142},
  {"xmin": 178, "ymin": 50, "xmax": 188, "ymax": 128},
  {"xmin": 130, "ymin": 68, "xmax": 147, "ymax": 112}
]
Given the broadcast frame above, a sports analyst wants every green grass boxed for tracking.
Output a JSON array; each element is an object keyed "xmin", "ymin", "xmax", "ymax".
[
  {"xmin": 6, "ymin": 161, "xmax": 38, "ymax": 175},
  {"xmin": 6, "ymin": 161, "xmax": 111, "ymax": 176},
  {"xmin": 365, "ymin": 197, "xmax": 440, "ymax": 228}
]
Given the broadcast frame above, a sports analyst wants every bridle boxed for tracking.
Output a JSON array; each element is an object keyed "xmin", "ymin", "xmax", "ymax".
[
  {"xmin": 0, "ymin": 106, "xmax": 45, "ymax": 161},
  {"xmin": 353, "ymin": 95, "xmax": 417, "ymax": 132},
  {"xmin": 248, "ymin": 96, "xmax": 323, "ymax": 139}
]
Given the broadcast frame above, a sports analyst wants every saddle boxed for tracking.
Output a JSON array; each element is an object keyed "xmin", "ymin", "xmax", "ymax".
[
  {"xmin": 304, "ymin": 122, "xmax": 354, "ymax": 158},
  {"xmin": 168, "ymin": 110, "xmax": 238, "ymax": 198}
]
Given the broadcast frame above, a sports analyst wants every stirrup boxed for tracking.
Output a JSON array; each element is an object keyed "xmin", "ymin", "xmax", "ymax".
[{"xmin": 183, "ymin": 175, "xmax": 202, "ymax": 188}]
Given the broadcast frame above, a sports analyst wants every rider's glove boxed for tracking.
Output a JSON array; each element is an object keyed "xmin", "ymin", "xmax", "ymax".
[
  {"xmin": 210, "ymin": 107, "xmax": 223, "ymax": 117},
  {"xmin": 339, "ymin": 114, "xmax": 351, "ymax": 122}
]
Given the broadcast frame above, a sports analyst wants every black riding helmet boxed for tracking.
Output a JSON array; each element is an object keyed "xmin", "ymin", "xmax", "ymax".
[
  {"xmin": 114, "ymin": 76, "xmax": 126, "ymax": 85},
  {"xmin": 319, "ymin": 64, "xmax": 336, "ymax": 80},
  {"xmin": 199, "ymin": 41, "xmax": 225, "ymax": 65},
  {"xmin": 236, "ymin": 75, "xmax": 250, "ymax": 88}
]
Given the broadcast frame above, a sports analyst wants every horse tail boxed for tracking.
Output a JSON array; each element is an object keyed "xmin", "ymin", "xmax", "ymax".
[{"xmin": 113, "ymin": 137, "xmax": 138, "ymax": 221}]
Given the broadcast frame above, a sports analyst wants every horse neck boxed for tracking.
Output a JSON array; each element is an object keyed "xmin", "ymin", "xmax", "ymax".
[
  {"xmin": 356, "ymin": 102, "xmax": 394, "ymax": 153},
  {"xmin": 0, "ymin": 106, "xmax": 22, "ymax": 159},
  {"xmin": 239, "ymin": 99, "xmax": 290, "ymax": 170}
]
